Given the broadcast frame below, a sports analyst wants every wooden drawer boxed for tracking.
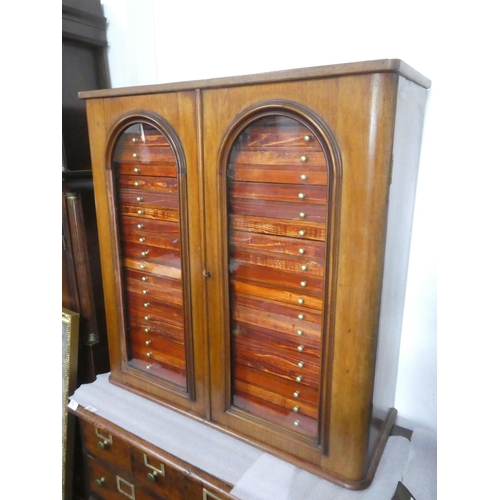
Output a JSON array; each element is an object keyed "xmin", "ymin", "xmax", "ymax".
[
  {"xmin": 80, "ymin": 419, "xmax": 132, "ymax": 472},
  {"xmin": 119, "ymin": 188, "xmax": 179, "ymax": 208},
  {"xmin": 87, "ymin": 455, "xmax": 161, "ymax": 500},
  {"xmin": 118, "ymin": 174, "xmax": 178, "ymax": 192},
  {"xmin": 130, "ymin": 449, "xmax": 203, "ymax": 500},
  {"xmin": 116, "ymin": 162, "xmax": 177, "ymax": 177},
  {"xmin": 115, "ymin": 146, "xmax": 175, "ymax": 164}
]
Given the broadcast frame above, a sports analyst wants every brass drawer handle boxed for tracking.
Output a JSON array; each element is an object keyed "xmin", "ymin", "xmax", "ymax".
[
  {"xmin": 116, "ymin": 476, "xmax": 135, "ymax": 500},
  {"xmin": 143, "ymin": 454, "xmax": 165, "ymax": 483},
  {"xmin": 95, "ymin": 427, "xmax": 113, "ymax": 450}
]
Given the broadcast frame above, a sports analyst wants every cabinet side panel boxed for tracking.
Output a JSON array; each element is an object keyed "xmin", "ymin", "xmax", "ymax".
[
  {"xmin": 322, "ymin": 73, "xmax": 399, "ymax": 482},
  {"xmin": 372, "ymin": 77, "xmax": 428, "ymax": 415}
]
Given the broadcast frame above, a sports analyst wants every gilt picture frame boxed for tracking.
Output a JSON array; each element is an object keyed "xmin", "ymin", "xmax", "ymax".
[{"xmin": 62, "ymin": 308, "xmax": 80, "ymax": 500}]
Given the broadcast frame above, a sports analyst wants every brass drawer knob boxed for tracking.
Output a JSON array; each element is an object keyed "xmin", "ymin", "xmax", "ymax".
[
  {"xmin": 137, "ymin": 223, "xmax": 144, "ymax": 229},
  {"xmin": 97, "ymin": 440, "xmax": 109, "ymax": 451},
  {"xmin": 300, "ymin": 281, "xmax": 307, "ymax": 287},
  {"xmin": 144, "ymin": 327, "xmax": 150, "ymax": 333},
  {"xmin": 146, "ymin": 471, "xmax": 158, "ymax": 483},
  {"xmin": 298, "ymin": 230, "xmax": 306, "ymax": 237},
  {"xmin": 298, "ymin": 248, "xmax": 305, "ymax": 255},
  {"xmin": 293, "ymin": 405, "xmax": 300, "ymax": 413},
  {"xmin": 134, "ymin": 181, "xmax": 143, "ymax": 187},
  {"xmin": 300, "ymin": 155, "xmax": 307, "ymax": 162},
  {"xmin": 140, "ymin": 264, "xmax": 147, "ymax": 270},
  {"xmin": 300, "ymin": 174, "xmax": 308, "ymax": 181},
  {"xmin": 301, "ymin": 265, "xmax": 308, "ymax": 271},
  {"xmin": 139, "ymin": 237, "xmax": 146, "ymax": 243},
  {"xmin": 297, "ymin": 345, "xmax": 304, "ymax": 352},
  {"xmin": 132, "ymin": 152, "xmax": 140, "ymax": 158},
  {"xmin": 298, "ymin": 361, "xmax": 305, "ymax": 368},
  {"xmin": 134, "ymin": 167, "xmax": 141, "ymax": 173},
  {"xmin": 146, "ymin": 351, "xmax": 153, "ymax": 358},
  {"xmin": 137, "ymin": 209, "xmax": 144, "ymax": 215},
  {"xmin": 141, "ymin": 276, "xmax": 148, "ymax": 282},
  {"xmin": 144, "ymin": 315, "xmax": 150, "ymax": 321},
  {"xmin": 297, "ymin": 298, "xmax": 304, "ymax": 305},
  {"xmin": 298, "ymin": 313, "xmax": 305, "ymax": 320},
  {"xmin": 299, "ymin": 212, "xmax": 306, "ymax": 218},
  {"xmin": 304, "ymin": 135, "xmax": 311, "ymax": 142},
  {"xmin": 144, "ymin": 302, "xmax": 150, "ymax": 308},
  {"xmin": 145, "ymin": 340, "xmax": 152, "ymax": 346},
  {"xmin": 297, "ymin": 330, "xmax": 304, "ymax": 336},
  {"xmin": 296, "ymin": 376, "xmax": 302, "ymax": 383},
  {"xmin": 132, "ymin": 137, "xmax": 139, "ymax": 143},
  {"xmin": 293, "ymin": 391, "xmax": 300, "ymax": 398},
  {"xmin": 142, "ymin": 289, "xmax": 149, "ymax": 294},
  {"xmin": 136, "ymin": 196, "xmax": 144, "ymax": 202},
  {"xmin": 294, "ymin": 420, "xmax": 301, "ymax": 427},
  {"xmin": 95, "ymin": 476, "xmax": 106, "ymax": 487},
  {"xmin": 298, "ymin": 192, "xmax": 306, "ymax": 199},
  {"xmin": 141, "ymin": 250, "xmax": 149, "ymax": 256}
]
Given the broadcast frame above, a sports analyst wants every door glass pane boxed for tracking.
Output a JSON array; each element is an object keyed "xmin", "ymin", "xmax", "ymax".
[
  {"xmin": 227, "ymin": 115, "xmax": 328, "ymax": 439},
  {"xmin": 112, "ymin": 122, "xmax": 187, "ymax": 390}
]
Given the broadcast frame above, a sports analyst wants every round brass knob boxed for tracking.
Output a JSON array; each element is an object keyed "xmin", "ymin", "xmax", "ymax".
[
  {"xmin": 134, "ymin": 167, "xmax": 141, "ymax": 173},
  {"xmin": 146, "ymin": 364, "xmax": 152, "ymax": 369},
  {"xmin": 298, "ymin": 192, "xmax": 305, "ymax": 199},
  {"xmin": 299, "ymin": 212, "xmax": 306, "ymax": 218},
  {"xmin": 294, "ymin": 420, "xmax": 300, "ymax": 427},
  {"xmin": 298, "ymin": 313, "xmax": 305, "ymax": 320},
  {"xmin": 134, "ymin": 181, "xmax": 141, "ymax": 186},
  {"xmin": 301, "ymin": 265, "xmax": 308, "ymax": 271},
  {"xmin": 146, "ymin": 351, "xmax": 153, "ymax": 358},
  {"xmin": 144, "ymin": 302, "xmax": 150, "ymax": 307},
  {"xmin": 300, "ymin": 281, "xmax": 307, "ymax": 287},
  {"xmin": 146, "ymin": 471, "xmax": 158, "ymax": 483},
  {"xmin": 137, "ymin": 209, "xmax": 144, "ymax": 215},
  {"xmin": 141, "ymin": 250, "xmax": 149, "ymax": 256},
  {"xmin": 297, "ymin": 298, "xmax": 304, "ymax": 305},
  {"xmin": 137, "ymin": 223, "xmax": 144, "ymax": 229},
  {"xmin": 95, "ymin": 476, "xmax": 106, "ymax": 487},
  {"xmin": 144, "ymin": 327, "xmax": 150, "ymax": 333},
  {"xmin": 297, "ymin": 330, "xmax": 303, "ymax": 336},
  {"xmin": 142, "ymin": 289, "xmax": 149, "ymax": 294},
  {"xmin": 298, "ymin": 361, "xmax": 304, "ymax": 368},
  {"xmin": 132, "ymin": 153, "xmax": 140, "ymax": 158},
  {"xmin": 141, "ymin": 276, "xmax": 148, "ymax": 282},
  {"xmin": 304, "ymin": 135, "xmax": 311, "ymax": 142},
  {"xmin": 132, "ymin": 137, "xmax": 139, "ymax": 143},
  {"xmin": 298, "ymin": 230, "xmax": 306, "ymax": 237},
  {"xmin": 144, "ymin": 315, "xmax": 150, "ymax": 321},
  {"xmin": 97, "ymin": 440, "xmax": 109, "ymax": 451},
  {"xmin": 293, "ymin": 391, "xmax": 300, "ymax": 398},
  {"xmin": 297, "ymin": 345, "xmax": 304, "ymax": 352},
  {"xmin": 145, "ymin": 340, "xmax": 152, "ymax": 346},
  {"xmin": 136, "ymin": 196, "xmax": 143, "ymax": 202},
  {"xmin": 298, "ymin": 248, "xmax": 305, "ymax": 255},
  {"xmin": 140, "ymin": 264, "xmax": 147, "ymax": 269},
  {"xmin": 296, "ymin": 376, "xmax": 302, "ymax": 383},
  {"xmin": 300, "ymin": 174, "xmax": 308, "ymax": 181},
  {"xmin": 300, "ymin": 155, "xmax": 307, "ymax": 162},
  {"xmin": 293, "ymin": 405, "xmax": 300, "ymax": 413},
  {"xmin": 139, "ymin": 237, "xmax": 146, "ymax": 243}
]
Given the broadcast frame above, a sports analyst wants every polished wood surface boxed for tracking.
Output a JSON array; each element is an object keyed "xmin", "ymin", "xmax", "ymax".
[{"xmin": 84, "ymin": 60, "xmax": 429, "ymax": 490}]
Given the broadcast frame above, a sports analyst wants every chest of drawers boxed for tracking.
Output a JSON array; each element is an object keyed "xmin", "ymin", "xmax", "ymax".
[{"xmin": 81, "ymin": 59, "xmax": 430, "ymax": 489}]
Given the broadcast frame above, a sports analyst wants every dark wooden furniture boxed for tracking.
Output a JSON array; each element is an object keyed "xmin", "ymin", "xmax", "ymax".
[{"xmin": 79, "ymin": 59, "xmax": 430, "ymax": 490}]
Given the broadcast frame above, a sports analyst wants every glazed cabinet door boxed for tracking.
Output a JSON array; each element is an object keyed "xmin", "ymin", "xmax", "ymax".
[
  {"xmin": 86, "ymin": 92, "xmax": 209, "ymax": 417},
  {"xmin": 202, "ymin": 82, "xmax": 343, "ymax": 467}
]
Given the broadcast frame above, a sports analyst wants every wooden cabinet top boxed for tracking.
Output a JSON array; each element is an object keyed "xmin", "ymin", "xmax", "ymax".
[{"xmin": 79, "ymin": 59, "xmax": 431, "ymax": 100}]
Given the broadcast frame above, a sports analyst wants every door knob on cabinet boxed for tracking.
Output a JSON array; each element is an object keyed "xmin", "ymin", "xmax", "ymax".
[
  {"xmin": 146, "ymin": 471, "xmax": 158, "ymax": 483},
  {"xmin": 97, "ymin": 440, "xmax": 109, "ymax": 451}
]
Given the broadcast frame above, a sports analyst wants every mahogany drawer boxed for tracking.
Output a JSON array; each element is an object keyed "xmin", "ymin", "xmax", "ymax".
[
  {"xmin": 118, "ymin": 174, "xmax": 178, "ymax": 192},
  {"xmin": 228, "ymin": 164, "xmax": 327, "ymax": 185},
  {"xmin": 127, "ymin": 300, "xmax": 184, "ymax": 330},
  {"xmin": 87, "ymin": 455, "xmax": 162, "ymax": 500},
  {"xmin": 80, "ymin": 419, "xmax": 132, "ymax": 472},
  {"xmin": 229, "ymin": 149, "xmax": 326, "ymax": 167},
  {"xmin": 125, "ymin": 271, "xmax": 183, "ymax": 307},
  {"xmin": 129, "ymin": 317, "xmax": 185, "ymax": 343},
  {"xmin": 121, "ymin": 220, "xmax": 180, "ymax": 247},
  {"xmin": 236, "ymin": 123, "xmax": 323, "ymax": 149},
  {"xmin": 116, "ymin": 162, "xmax": 177, "ymax": 177},
  {"xmin": 119, "ymin": 204, "xmax": 179, "ymax": 222},
  {"xmin": 130, "ymin": 449, "xmax": 203, "ymax": 500},
  {"xmin": 115, "ymin": 146, "xmax": 175, "ymax": 164},
  {"xmin": 122, "ymin": 241, "xmax": 181, "ymax": 267},
  {"xmin": 229, "ymin": 197, "xmax": 327, "ymax": 223},
  {"xmin": 119, "ymin": 188, "xmax": 179, "ymax": 208},
  {"xmin": 120, "ymin": 131, "xmax": 171, "ymax": 147},
  {"xmin": 121, "ymin": 216, "xmax": 180, "ymax": 235},
  {"xmin": 229, "ymin": 214, "xmax": 326, "ymax": 241},
  {"xmin": 230, "ymin": 230, "xmax": 326, "ymax": 259}
]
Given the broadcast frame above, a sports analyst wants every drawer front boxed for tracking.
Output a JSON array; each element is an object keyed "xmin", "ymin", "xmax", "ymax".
[
  {"xmin": 226, "ymin": 114, "xmax": 330, "ymax": 440},
  {"xmin": 80, "ymin": 420, "xmax": 131, "ymax": 472},
  {"xmin": 130, "ymin": 449, "xmax": 203, "ymax": 500},
  {"xmin": 87, "ymin": 455, "xmax": 161, "ymax": 500}
]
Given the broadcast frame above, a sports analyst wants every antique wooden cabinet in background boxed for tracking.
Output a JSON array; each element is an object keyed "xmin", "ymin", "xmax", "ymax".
[{"xmin": 80, "ymin": 59, "xmax": 430, "ymax": 489}]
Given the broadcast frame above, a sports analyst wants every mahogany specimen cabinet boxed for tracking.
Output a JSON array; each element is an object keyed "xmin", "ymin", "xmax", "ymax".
[{"xmin": 80, "ymin": 59, "xmax": 430, "ymax": 490}]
